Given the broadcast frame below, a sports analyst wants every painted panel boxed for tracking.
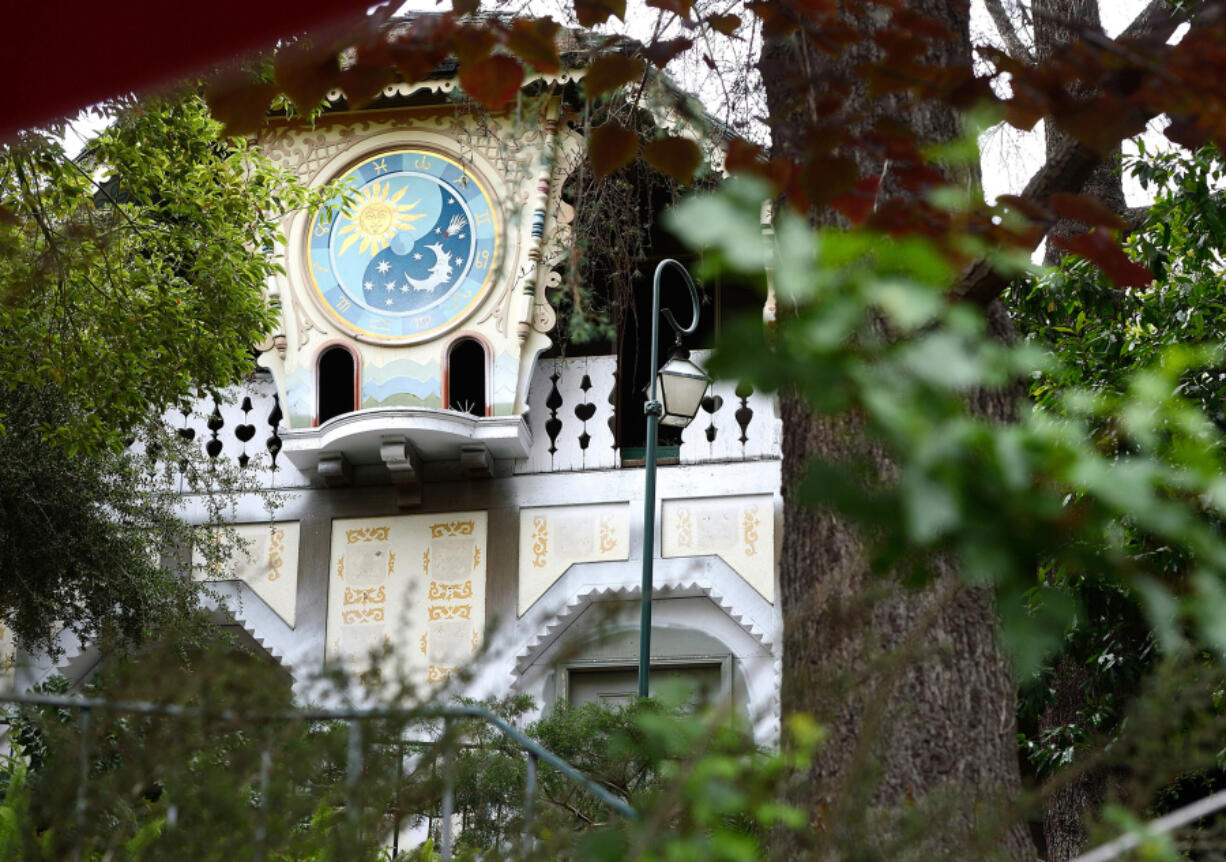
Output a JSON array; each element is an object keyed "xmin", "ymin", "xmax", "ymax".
[
  {"xmin": 193, "ymin": 522, "xmax": 301, "ymax": 628},
  {"xmin": 361, "ymin": 354, "xmax": 442, "ymax": 409},
  {"xmin": 492, "ymin": 350, "xmax": 519, "ymax": 416},
  {"xmin": 518, "ymin": 503, "xmax": 630, "ymax": 614},
  {"xmin": 661, "ymin": 495, "xmax": 774, "ymax": 603},
  {"xmin": 326, "ymin": 512, "xmax": 487, "ymax": 691}
]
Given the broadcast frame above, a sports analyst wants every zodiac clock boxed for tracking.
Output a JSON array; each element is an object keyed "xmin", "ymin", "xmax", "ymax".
[{"xmin": 306, "ymin": 148, "xmax": 500, "ymax": 344}]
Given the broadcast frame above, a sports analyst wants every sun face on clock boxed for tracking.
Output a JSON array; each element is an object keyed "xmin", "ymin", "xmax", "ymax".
[
  {"xmin": 335, "ymin": 181, "xmax": 427, "ymax": 257},
  {"xmin": 306, "ymin": 149, "xmax": 500, "ymax": 344}
]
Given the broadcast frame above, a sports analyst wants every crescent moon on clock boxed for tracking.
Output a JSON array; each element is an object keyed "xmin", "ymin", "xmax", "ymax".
[{"xmin": 406, "ymin": 243, "xmax": 454, "ymax": 293}]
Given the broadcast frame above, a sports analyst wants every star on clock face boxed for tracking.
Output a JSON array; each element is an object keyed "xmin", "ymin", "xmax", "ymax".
[
  {"xmin": 363, "ymin": 280, "xmax": 374, "ymax": 291},
  {"xmin": 376, "ymin": 260, "xmax": 391, "ymax": 274}
]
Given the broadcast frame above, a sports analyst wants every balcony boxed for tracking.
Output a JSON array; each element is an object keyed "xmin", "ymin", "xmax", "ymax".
[{"xmin": 161, "ymin": 352, "xmax": 780, "ymax": 491}]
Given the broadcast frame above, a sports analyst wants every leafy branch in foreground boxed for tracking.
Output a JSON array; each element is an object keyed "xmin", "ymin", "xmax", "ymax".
[
  {"xmin": 0, "ymin": 96, "xmax": 321, "ymax": 456},
  {"xmin": 677, "ymin": 176, "xmax": 1226, "ymax": 673},
  {"xmin": 0, "ymin": 95, "xmax": 318, "ymax": 652},
  {"xmin": 669, "ymin": 177, "xmax": 1226, "ymax": 855}
]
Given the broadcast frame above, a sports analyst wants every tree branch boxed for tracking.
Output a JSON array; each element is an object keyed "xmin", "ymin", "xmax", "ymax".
[
  {"xmin": 954, "ymin": 0, "xmax": 1199, "ymax": 306},
  {"xmin": 984, "ymin": 0, "xmax": 1034, "ymax": 64},
  {"xmin": 1119, "ymin": 0, "xmax": 1172, "ymax": 42}
]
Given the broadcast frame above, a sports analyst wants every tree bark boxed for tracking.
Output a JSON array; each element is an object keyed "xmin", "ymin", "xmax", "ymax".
[
  {"xmin": 1028, "ymin": 2, "xmax": 1124, "ymax": 855},
  {"xmin": 760, "ymin": 3, "xmax": 1035, "ymax": 859},
  {"xmin": 1037, "ymin": 654, "xmax": 1109, "ymax": 861}
]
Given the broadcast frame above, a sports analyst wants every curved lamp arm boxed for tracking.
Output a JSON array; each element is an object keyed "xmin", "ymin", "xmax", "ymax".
[
  {"xmin": 655, "ymin": 258, "xmax": 702, "ymax": 339},
  {"xmin": 647, "ymin": 259, "xmax": 702, "ymax": 406}
]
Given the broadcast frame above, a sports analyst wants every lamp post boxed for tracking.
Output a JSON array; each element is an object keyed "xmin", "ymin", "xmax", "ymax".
[{"xmin": 638, "ymin": 259, "xmax": 711, "ymax": 699}]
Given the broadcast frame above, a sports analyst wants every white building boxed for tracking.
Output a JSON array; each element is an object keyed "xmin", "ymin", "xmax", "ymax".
[{"xmin": 11, "ymin": 54, "xmax": 784, "ymax": 744}]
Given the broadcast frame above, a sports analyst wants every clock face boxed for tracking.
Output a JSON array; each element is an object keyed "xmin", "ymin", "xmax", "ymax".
[{"xmin": 306, "ymin": 149, "xmax": 499, "ymax": 343}]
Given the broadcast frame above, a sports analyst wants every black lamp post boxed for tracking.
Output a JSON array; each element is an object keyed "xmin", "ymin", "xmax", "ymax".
[{"xmin": 638, "ymin": 259, "xmax": 711, "ymax": 699}]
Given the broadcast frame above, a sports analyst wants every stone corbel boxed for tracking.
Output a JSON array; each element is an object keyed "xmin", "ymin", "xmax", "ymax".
[
  {"xmin": 317, "ymin": 452, "xmax": 352, "ymax": 487},
  {"xmin": 460, "ymin": 443, "xmax": 492, "ymax": 479},
  {"xmin": 381, "ymin": 436, "xmax": 422, "ymax": 508}
]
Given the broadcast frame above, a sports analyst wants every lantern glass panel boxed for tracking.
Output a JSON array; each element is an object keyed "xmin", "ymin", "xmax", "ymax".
[{"xmin": 657, "ymin": 355, "xmax": 710, "ymax": 428}]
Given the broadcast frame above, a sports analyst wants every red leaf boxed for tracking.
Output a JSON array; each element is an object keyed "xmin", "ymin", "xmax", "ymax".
[
  {"xmin": 1053, "ymin": 229, "xmax": 1153, "ymax": 289},
  {"xmin": 831, "ymin": 176, "xmax": 881, "ymax": 225},
  {"xmin": 389, "ymin": 14, "xmax": 456, "ymax": 82},
  {"xmin": 573, "ymin": 0, "xmax": 626, "ymax": 28},
  {"xmin": 339, "ymin": 64, "xmax": 395, "ymax": 109},
  {"xmin": 1165, "ymin": 115, "xmax": 1211, "ymax": 150},
  {"xmin": 799, "ymin": 154, "xmax": 858, "ymax": 207},
  {"xmin": 459, "ymin": 54, "xmax": 525, "ymax": 110},
  {"xmin": 642, "ymin": 36, "xmax": 692, "ymax": 68},
  {"xmin": 589, "ymin": 122, "xmax": 639, "ymax": 180},
  {"xmin": 891, "ymin": 8, "xmax": 952, "ymax": 40},
  {"xmin": 646, "ymin": 0, "xmax": 693, "ymax": 17},
  {"xmin": 452, "ymin": 0, "xmax": 480, "ymax": 14},
  {"xmin": 1003, "ymin": 99, "xmax": 1044, "ymax": 133},
  {"xmin": 644, "ymin": 136, "xmax": 702, "ymax": 184},
  {"xmin": 507, "ymin": 18, "xmax": 561, "ymax": 74},
  {"xmin": 747, "ymin": 1, "xmax": 798, "ymax": 38},
  {"xmin": 702, "ymin": 53, "xmax": 717, "ymax": 71},
  {"xmin": 706, "ymin": 14, "xmax": 741, "ymax": 35},
  {"xmin": 1048, "ymin": 193, "xmax": 1128, "ymax": 231},
  {"xmin": 791, "ymin": 0, "xmax": 835, "ymax": 12},
  {"xmin": 273, "ymin": 41, "xmax": 342, "ymax": 113},
  {"xmin": 724, "ymin": 137, "xmax": 765, "ymax": 174},
  {"xmin": 584, "ymin": 54, "xmax": 644, "ymax": 100},
  {"xmin": 1055, "ymin": 99, "xmax": 1148, "ymax": 156},
  {"xmin": 205, "ymin": 75, "xmax": 277, "ymax": 138},
  {"xmin": 451, "ymin": 24, "xmax": 499, "ymax": 66}
]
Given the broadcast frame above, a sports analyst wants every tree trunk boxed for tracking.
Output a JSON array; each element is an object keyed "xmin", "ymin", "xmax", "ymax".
[
  {"xmin": 760, "ymin": 4, "xmax": 1035, "ymax": 858},
  {"xmin": 1037, "ymin": 654, "xmax": 1109, "ymax": 861},
  {"xmin": 1030, "ymin": 4, "xmax": 1124, "ymax": 856}
]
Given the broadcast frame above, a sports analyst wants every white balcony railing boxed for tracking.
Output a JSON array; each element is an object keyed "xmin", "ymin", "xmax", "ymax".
[
  {"xmin": 514, "ymin": 354, "xmax": 780, "ymax": 474},
  {"xmin": 159, "ymin": 354, "xmax": 780, "ymax": 488}
]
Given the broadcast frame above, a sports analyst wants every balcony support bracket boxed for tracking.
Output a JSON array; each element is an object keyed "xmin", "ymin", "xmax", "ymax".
[
  {"xmin": 381, "ymin": 436, "xmax": 422, "ymax": 508},
  {"xmin": 317, "ymin": 452, "xmax": 352, "ymax": 487},
  {"xmin": 460, "ymin": 444, "xmax": 492, "ymax": 479}
]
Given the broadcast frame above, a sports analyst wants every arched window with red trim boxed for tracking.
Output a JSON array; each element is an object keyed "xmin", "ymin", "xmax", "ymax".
[
  {"xmin": 317, "ymin": 344, "xmax": 358, "ymax": 424},
  {"xmin": 446, "ymin": 337, "xmax": 488, "ymax": 417}
]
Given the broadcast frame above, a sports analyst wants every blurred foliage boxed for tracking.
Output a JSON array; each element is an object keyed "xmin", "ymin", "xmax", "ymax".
[
  {"xmin": 1007, "ymin": 145, "xmax": 1226, "ymax": 847},
  {"xmin": 432, "ymin": 689, "xmax": 816, "ymax": 861},
  {"xmin": 673, "ymin": 174, "xmax": 1226, "ymax": 675},
  {"xmin": 667, "ymin": 173, "xmax": 1226, "ymax": 854},
  {"xmin": 0, "ymin": 650, "xmax": 817, "ymax": 861}
]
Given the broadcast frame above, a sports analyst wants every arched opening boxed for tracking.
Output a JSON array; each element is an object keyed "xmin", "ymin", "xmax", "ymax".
[
  {"xmin": 447, "ymin": 337, "xmax": 488, "ymax": 417},
  {"xmin": 317, "ymin": 345, "xmax": 357, "ymax": 424}
]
